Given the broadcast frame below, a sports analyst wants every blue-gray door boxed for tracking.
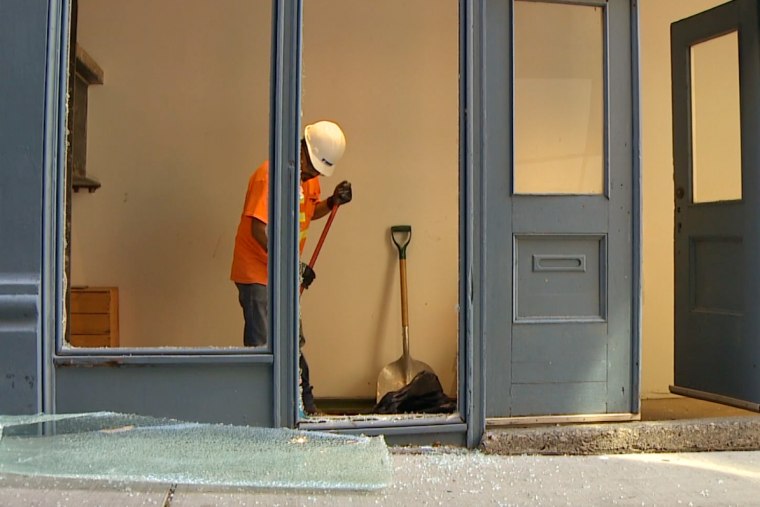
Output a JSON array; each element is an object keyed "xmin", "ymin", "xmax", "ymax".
[
  {"xmin": 671, "ymin": 0, "xmax": 760, "ymax": 411},
  {"xmin": 484, "ymin": 0, "xmax": 634, "ymax": 419}
]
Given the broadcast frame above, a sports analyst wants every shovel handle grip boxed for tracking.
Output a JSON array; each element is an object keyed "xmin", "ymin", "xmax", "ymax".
[
  {"xmin": 391, "ymin": 225, "xmax": 412, "ymax": 328},
  {"xmin": 390, "ymin": 225, "xmax": 412, "ymax": 260}
]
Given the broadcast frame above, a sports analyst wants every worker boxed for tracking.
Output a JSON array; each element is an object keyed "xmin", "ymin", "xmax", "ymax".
[{"xmin": 231, "ymin": 120, "xmax": 352, "ymax": 415}]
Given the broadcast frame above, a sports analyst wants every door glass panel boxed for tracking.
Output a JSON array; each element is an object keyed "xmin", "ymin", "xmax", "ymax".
[
  {"xmin": 690, "ymin": 31, "xmax": 742, "ymax": 203},
  {"xmin": 514, "ymin": 1, "xmax": 605, "ymax": 195}
]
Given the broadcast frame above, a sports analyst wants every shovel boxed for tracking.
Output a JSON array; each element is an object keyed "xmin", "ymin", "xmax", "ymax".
[{"xmin": 376, "ymin": 225, "xmax": 435, "ymax": 402}]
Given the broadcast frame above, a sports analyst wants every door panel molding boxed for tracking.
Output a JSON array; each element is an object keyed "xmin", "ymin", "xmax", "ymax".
[{"xmin": 514, "ymin": 233, "xmax": 607, "ymax": 323}]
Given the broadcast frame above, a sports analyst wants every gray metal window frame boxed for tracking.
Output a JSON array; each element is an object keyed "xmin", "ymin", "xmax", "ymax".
[
  {"xmin": 40, "ymin": 0, "xmax": 483, "ymax": 446},
  {"xmin": 38, "ymin": 0, "xmax": 642, "ymax": 448},
  {"xmin": 49, "ymin": 2, "xmax": 278, "ymax": 359},
  {"xmin": 41, "ymin": 0, "xmax": 292, "ymax": 411},
  {"xmin": 286, "ymin": 0, "xmax": 480, "ymax": 445}
]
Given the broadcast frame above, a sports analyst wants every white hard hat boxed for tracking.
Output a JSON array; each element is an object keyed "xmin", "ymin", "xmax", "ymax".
[{"xmin": 304, "ymin": 121, "xmax": 346, "ymax": 177}]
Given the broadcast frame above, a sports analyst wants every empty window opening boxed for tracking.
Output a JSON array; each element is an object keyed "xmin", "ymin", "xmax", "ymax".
[
  {"xmin": 299, "ymin": 0, "xmax": 460, "ymax": 420},
  {"xmin": 62, "ymin": 0, "xmax": 461, "ymax": 421}
]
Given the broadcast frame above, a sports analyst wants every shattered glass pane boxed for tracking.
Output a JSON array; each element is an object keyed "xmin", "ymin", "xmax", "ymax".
[{"xmin": 0, "ymin": 413, "xmax": 391, "ymax": 490}]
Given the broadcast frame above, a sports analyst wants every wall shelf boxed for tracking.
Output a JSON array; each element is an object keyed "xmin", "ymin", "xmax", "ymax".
[{"xmin": 71, "ymin": 44, "xmax": 104, "ymax": 193}]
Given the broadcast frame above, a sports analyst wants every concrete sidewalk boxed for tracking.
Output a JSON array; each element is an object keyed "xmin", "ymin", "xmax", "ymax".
[
  {"xmin": 2, "ymin": 448, "xmax": 760, "ymax": 506},
  {"xmin": 3, "ymin": 398, "xmax": 760, "ymax": 505}
]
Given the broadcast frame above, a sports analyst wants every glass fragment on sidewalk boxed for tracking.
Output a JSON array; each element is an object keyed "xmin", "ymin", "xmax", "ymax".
[{"xmin": 0, "ymin": 412, "xmax": 391, "ymax": 490}]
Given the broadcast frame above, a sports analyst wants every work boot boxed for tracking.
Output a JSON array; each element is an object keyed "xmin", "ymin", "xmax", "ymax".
[
  {"xmin": 302, "ymin": 389, "xmax": 319, "ymax": 415},
  {"xmin": 300, "ymin": 352, "xmax": 320, "ymax": 415}
]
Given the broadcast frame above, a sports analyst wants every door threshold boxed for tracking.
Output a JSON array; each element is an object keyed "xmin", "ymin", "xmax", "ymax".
[
  {"xmin": 486, "ymin": 412, "xmax": 639, "ymax": 428},
  {"xmin": 299, "ymin": 412, "xmax": 463, "ymax": 431}
]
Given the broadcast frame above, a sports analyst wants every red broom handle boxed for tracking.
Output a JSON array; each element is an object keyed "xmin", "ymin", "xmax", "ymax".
[{"xmin": 300, "ymin": 204, "xmax": 339, "ymax": 295}]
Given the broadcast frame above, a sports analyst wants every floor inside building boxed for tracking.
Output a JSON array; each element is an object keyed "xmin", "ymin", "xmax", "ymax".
[
  {"xmin": 316, "ymin": 396, "xmax": 760, "ymax": 421},
  {"xmin": 641, "ymin": 396, "xmax": 760, "ymax": 421}
]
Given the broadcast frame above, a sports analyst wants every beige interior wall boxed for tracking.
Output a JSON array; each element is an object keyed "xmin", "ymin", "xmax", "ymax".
[
  {"xmin": 300, "ymin": 1, "xmax": 459, "ymax": 398},
  {"xmin": 72, "ymin": 0, "xmax": 271, "ymax": 348},
  {"xmin": 72, "ymin": 0, "xmax": 459, "ymax": 398},
  {"xmin": 639, "ymin": 0, "xmax": 731, "ymax": 398}
]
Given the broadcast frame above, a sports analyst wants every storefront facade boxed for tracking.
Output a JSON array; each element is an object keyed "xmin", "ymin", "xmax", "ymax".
[{"xmin": 3, "ymin": 0, "xmax": 759, "ymax": 448}]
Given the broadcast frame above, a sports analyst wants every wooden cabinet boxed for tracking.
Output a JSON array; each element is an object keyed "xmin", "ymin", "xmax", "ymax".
[{"xmin": 69, "ymin": 287, "xmax": 119, "ymax": 347}]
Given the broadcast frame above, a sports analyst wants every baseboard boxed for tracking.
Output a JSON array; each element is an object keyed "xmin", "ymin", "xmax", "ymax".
[{"xmin": 315, "ymin": 397, "xmax": 376, "ymax": 415}]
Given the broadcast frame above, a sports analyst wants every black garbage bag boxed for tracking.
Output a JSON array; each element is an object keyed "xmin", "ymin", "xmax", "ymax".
[{"xmin": 373, "ymin": 371, "xmax": 457, "ymax": 414}]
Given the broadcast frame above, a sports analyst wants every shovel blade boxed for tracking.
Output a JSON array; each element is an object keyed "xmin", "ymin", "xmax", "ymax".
[{"xmin": 376, "ymin": 356, "xmax": 435, "ymax": 402}]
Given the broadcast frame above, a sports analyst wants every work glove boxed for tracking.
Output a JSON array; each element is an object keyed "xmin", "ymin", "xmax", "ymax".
[
  {"xmin": 300, "ymin": 262, "xmax": 316, "ymax": 290},
  {"xmin": 328, "ymin": 180, "xmax": 352, "ymax": 209}
]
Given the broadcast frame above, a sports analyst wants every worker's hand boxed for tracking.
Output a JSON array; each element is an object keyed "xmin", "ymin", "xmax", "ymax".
[
  {"xmin": 328, "ymin": 181, "xmax": 352, "ymax": 208},
  {"xmin": 300, "ymin": 262, "xmax": 316, "ymax": 289}
]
